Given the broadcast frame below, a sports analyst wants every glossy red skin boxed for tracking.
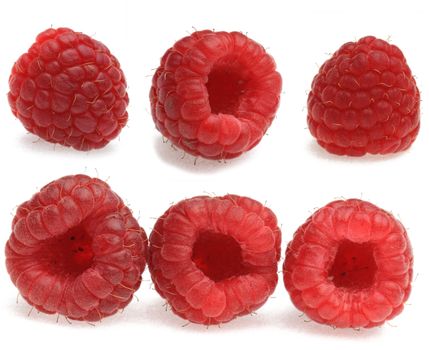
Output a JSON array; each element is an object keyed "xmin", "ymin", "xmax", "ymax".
[
  {"xmin": 150, "ymin": 30, "xmax": 282, "ymax": 160},
  {"xmin": 283, "ymin": 199, "xmax": 413, "ymax": 328},
  {"xmin": 148, "ymin": 195, "xmax": 281, "ymax": 324},
  {"xmin": 308, "ymin": 36, "xmax": 420, "ymax": 156},
  {"xmin": 8, "ymin": 28, "xmax": 128, "ymax": 151},
  {"xmin": 5, "ymin": 175, "xmax": 147, "ymax": 321}
]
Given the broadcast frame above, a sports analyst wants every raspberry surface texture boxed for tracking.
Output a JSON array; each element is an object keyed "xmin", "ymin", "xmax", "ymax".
[
  {"xmin": 8, "ymin": 27, "xmax": 129, "ymax": 151},
  {"xmin": 5, "ymin": 175, "xmax": 147, "ymax": 321},
  {"xmin": 283, "ymin": 199, "xmax": 413, "ymax": 328},
  {"xmin": 150, "ymin": 30, "xmax": 282, "ymax": 159},
  {"xmin": 308, "ymin": 36, "xmax": 420, "ymax": 156},
  {"xmin": 148, "ymin": 195, "xmax": 281, "ymax": 324}
]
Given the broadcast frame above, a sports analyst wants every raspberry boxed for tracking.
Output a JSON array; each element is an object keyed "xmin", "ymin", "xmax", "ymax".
[
  {"xmin": 283, "ymin": 199, "xmax": 413, "ymax": 328},
  {"xmin": 308, "ymin": 36, "xmax": 420, "ymax": 156},
  {"xmin": 150, "ymin": 30, "xmax": 282, "ymax": 160},
  {"xmin": 148, "ymin": 195, "xmax": 281, "ymax": 324},
  {"xmin": 8, "ymin": 28, "xmax": 129, "ymax": 151},
  {"xmin": 5, "ymin": 175, "xmax": 147, "ymax": 321}
]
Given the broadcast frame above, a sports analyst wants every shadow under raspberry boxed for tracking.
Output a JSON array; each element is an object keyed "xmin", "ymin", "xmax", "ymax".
[
  {"xmin": 152, "ymin": 136, "xmax": 253, "ymax": 174},
  {"xmin": 274, "ymin": 306, "xmax": 383, "ymax": 338},
  {"xmin": 307, "ymin": 140, "xmax": 409, "ymax": 163},
  {"xmin": 18, "ymin": 133, "xmax": 119, "ymax": 156},
  {"xmin": 6, "ymin": 289, "xmax": 387, "ymax": 335}
]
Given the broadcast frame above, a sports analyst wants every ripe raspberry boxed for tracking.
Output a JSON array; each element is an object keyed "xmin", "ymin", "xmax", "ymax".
[
  {"xmin": 148, "ymin": 195, "xmax": 281, "ymax": 324},
  {"xmin": 5, "ymin": 175, "xmax": 147, "ymax": 321},
  {"xmin": 150, "ymin": 30, "xmax": 282, "ymax": 160},
  {"xmin": 8, "ymin": 28, "xmax": 129, "ymax": 151},
  {"xmin": 283, "ymin": 199, "xmax": 413, "ymax": 328},
  {"xmin": 308, "ymin": 36, "xmax": 420, "ymax": 156}
]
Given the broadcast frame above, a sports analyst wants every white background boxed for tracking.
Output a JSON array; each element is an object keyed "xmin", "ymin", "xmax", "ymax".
[{"xmin": 0, "ymin": 0, "xmax": 427, "ymax": 349}]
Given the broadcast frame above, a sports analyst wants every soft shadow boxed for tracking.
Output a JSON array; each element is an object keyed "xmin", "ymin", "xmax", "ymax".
[
  {"xmin": 110, "ymin": 297, "xmax": 189, "ymax": 328},
  {"xmin": 7, "ymin": 294, "xmax": 384, "ymax": 335},
  {"xmin": 8, "ymin": 294, "xmax": 179, "ymax": 329},
  {"xmin": 114, "ymin": 296, "xmax": 269, "ymax": 332},
  {"xmin": 8, "ymin": 295, "xmax": 263, "ymax": 331},
  {"xmin": 273, "ymin": 307, "xmax": 383, "ymax": 338},
  {"xmin": 307, "ymin": 141, "xmax": 408, "ymax": 163},
  {"xmin": 8, "ymin": 296, "xmax": 92, "ymax": 328},
  {"xmin": 18, "ymin": 133, "xmax": 118, "ymax": 157},
  {"xmin": 153, "ymin": 136, "xmax": 252, "ymax": 174}
]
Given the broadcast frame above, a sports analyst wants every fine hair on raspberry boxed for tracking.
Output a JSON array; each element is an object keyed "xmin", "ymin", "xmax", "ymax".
[
  {"xmin": 5, "ymin": 175, "xmax": 147, "ymax": 321},
  {"xmin": 308, "ymin": 36, "xmax": 420, "ymax": 156},
  {"xmin": 8, "ymin": 27, "xmax": 129, "ymax": 151},
  {"xmin": 283, "ymin": 199, "xmax": 413, "ymax": 328},
  {"xmin": 148, "ymin": 195, "xmax": 281, "ymax": 324},
  {"xmin": 150, "ymin": 30, "xmax": 282, "ymax": 160}
]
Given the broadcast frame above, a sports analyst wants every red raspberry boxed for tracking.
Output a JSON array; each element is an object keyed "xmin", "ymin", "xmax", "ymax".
[
  {"xmin": 308, "ymin": 36, "xmax": 420, "ymax": 156},
  {"xmin": 5, "ymin": 175, "xmax": 147, "ymax": 321},
  {"xmin": 150, "ymin": 30, "xmax": 282, "ymax": 160},
  {"xmin": 283, "ymin": 199, "xmax": 413, "ymax": 328},
  {"xmin": 8, "ymin": 28, "xmax": 129, "ymax": 151},
  {"xmin": 148, "ymin": 195, "xmax": 281, "ymax": 324}
]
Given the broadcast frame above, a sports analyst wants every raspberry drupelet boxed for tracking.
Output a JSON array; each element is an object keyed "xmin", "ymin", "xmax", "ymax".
[
  {"xmin": 150, "ymin": 30, "xmax": 282, "ymax": 160},
  {"xmin": 8, "ymin": 28, "xmax": 129, "ymax": 151},
  {"xmin": 283, "ymin": 199, "xmax": 413, "ymax": 328},
  {"xmin": 308, "ymin": 36, "xmax": 420, "ymax": 156}
]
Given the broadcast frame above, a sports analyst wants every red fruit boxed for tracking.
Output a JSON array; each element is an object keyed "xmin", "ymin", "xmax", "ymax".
[
  {"xmin": 150, "ymin": 30, "xmax": 282, "ymax": 160},
  {"xmin": 148, "ymin": 195, "xmax": 281, "ymax": 324},
  {"xmin": 5, "ymin": 175, "xmax": 147, "ymax": 321},
  {"xmin": 8, "ymin": 28, "xmax": 129, "ymax": 151},
  {"xmin": 308, "ymin": 36, "xmax": 420, "ymax": 156},
  {"xmin": 283, "ymin": 199, "xmax": 413, "ymax": 328}
]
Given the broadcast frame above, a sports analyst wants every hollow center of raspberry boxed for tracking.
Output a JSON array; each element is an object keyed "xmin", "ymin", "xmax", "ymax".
[
  {"xmin": 40, "ymin": 225, "xmax": 94, "ymax": 276},
  {"xmin": 192, "ymin": 231, "xmax": 247, "ymax": 282},
  {"xmin": 329, "ymin": 240, "xmax": 377, "ymax": 289},
  {"xmin": 206, "ymin": 59, "xmax": 248, "ymax": 115}
]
